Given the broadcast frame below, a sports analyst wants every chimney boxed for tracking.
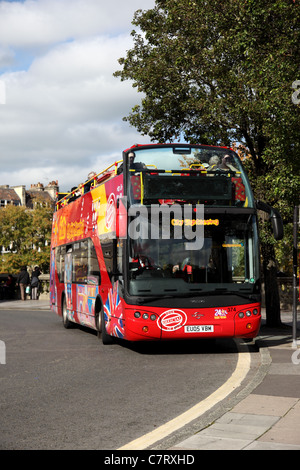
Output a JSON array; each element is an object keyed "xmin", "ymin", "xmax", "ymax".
[
  {"xmin": 45, "ymin": 181, "xmax": 59, "ymax": 200},
  {"xmin": 12, "ymin": 185, "xmax": 26, "ymax": 206}
]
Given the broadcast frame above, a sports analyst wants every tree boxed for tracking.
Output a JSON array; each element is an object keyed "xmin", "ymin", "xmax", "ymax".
[
  {"xmin": 115, "ymin": 0, "xmax": 300, "ymax": 325},
  {"xmin": 30, "ymin": 199, "xmax": 53, "ymax": 272},
  {"xmin": 0, "ymin": 203, "xmax": 53, "ymax": 274},
  {"xmin": 0, "ymin": 206, "xmax": 32, "ymax": 272}
]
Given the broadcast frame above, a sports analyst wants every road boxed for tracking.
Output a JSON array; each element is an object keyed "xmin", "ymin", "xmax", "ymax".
[{"xmin": 0, "ymin": 307, "xmax": 257, "ymax": 450}]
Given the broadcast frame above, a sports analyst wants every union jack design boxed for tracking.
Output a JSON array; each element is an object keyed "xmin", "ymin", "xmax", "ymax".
[{"xmin": 104, "ymin": 282, "xmax": 124, "ymax": 338}]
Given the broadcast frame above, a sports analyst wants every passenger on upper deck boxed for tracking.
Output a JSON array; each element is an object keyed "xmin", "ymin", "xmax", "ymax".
[
  {"xmin": 208, "ymin": 154, "xmax": 238, "ymax": 173},
  {"xmin": 218, "ymin": 154, "xmax": 238, "ymax": 172},
  {"xmin": 128, "ymin": 151, "xmax": 146, "ymax": 171},
  {"xmin": 208, "ymin": 155, "xmax": 220, "ymax": 170},
  {"xmin": 68, "ymin": 186, "xmax": 81, "ymax": 202},
  {"xmin": 84, "ymin": 171, "xmax": 97, "ymax": 193},
  {"xmin": 118, "ymin": 151, "xmax": 146, "ymax": 174}
]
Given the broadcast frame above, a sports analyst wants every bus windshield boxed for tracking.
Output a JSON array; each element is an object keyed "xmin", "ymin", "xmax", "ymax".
[
  {"xmin": 126, "ymin": 146, "xmax": 254, "ymax": 208},
  {"xmin": 127, "ymin": 212, "xmax": 260, "ymax": 298}
]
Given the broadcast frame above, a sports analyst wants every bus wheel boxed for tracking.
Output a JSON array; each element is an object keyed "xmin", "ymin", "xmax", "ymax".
[
  {"xmin": 95, "ymin": 297, "xmax": 102, "ymax": 337},
  {"xmin": 62, "ymin": 296, "xmax": 72, "ymax": 329},
  {"xmin": 100, "ymin": 308, "xmax": 114, "ymax": 345}
]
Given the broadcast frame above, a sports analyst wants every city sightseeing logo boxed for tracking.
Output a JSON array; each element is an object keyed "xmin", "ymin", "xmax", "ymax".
[{"xmin": 158, "ymin": 309, "xmax": 187, "ymax": 332}]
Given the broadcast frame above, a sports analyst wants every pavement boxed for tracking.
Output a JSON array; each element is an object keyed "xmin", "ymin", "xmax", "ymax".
[
  {"xmin": 0, "ymin": 298, "xmax": 51, "ymax": 310},
  {"xmin": 1, "ymin": 298, "xmax": 300, "ymax": 450}
]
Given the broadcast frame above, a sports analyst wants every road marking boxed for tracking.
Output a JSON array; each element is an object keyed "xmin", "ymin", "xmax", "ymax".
[{"xmin": 118, "ymin": 344, "xmax": 251, "ymax": 450}]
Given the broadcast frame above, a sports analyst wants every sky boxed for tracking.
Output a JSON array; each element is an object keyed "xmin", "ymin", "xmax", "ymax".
[{"xmin": 0, "ymin": 0, "xmax": 156, "ymax": 192}]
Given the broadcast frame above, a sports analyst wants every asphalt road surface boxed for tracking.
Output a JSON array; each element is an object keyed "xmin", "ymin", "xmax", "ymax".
[{"xmin": 0, "ymin": 307, "xmax": 249, "ymax": 450}]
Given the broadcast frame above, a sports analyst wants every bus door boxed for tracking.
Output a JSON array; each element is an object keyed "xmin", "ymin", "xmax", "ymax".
[{"xmin": 65, "ymin": 248, "xmax": 73, "ymax": 311}]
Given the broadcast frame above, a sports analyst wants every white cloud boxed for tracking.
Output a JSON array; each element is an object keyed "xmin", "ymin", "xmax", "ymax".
[
  {"xmin": 0, "ymin": 0, "xmax": 150, "ymax": 47},
  {"xmin": 0, "ymin": 45, "xmax": 14, "ymax": 68},
  {"xmin": 0, "ymin": 0, "xmax": 155, "ymax": 192}
]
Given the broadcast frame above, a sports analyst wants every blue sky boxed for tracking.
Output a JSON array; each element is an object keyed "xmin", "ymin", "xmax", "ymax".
[{"xmin": 0, "ymin": 0, "xmax": 155, "ymax": 191}]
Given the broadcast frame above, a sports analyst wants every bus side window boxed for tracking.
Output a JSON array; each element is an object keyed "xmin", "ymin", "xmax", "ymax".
[
  {"xmin": 117, "ymin": 239, "xmax": 123, "ymax": 275},
  {"xmin": 73, "ymin": 241, "xmax": 88, "ymax": 283},
  {"xmin": 88, "ymin": 239, "xmax": 101, "ymax": 285},
  {"xmin": 55, "ymin": 245, "xmax": 66, "ymax": 283},
  {"xmin": 55, "ymin": 246, "xmax": 60, "ymax": 280},
  {"xmin": 102, "ymin": 240, "xmax": 114, "ymax": 280}
]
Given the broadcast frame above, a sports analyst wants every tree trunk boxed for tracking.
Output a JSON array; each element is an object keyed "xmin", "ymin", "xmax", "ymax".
[{"xmin": 261, "ymin": 241, "xmax": 281, "ymax": 327}]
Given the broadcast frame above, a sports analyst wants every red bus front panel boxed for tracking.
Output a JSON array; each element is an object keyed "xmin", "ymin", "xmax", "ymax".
[{"xmin": 123, "ymin": 303, "xmax": 261, "ymax": 341}]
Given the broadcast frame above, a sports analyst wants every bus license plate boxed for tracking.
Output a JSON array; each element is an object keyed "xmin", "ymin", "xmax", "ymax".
[{"xmin": 184, "ymin": 325, "xmax": 214, "ymax": 333}]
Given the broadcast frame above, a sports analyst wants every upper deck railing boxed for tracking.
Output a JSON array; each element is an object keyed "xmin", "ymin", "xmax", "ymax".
[{"xmin": 55, "ymin": 160, "xmax": 122, "ymax": 211}]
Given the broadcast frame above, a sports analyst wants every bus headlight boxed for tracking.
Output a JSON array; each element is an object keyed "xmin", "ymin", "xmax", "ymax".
[{"xmin": 238, "ymin": 312, "xmax": 244, "ymax": 318}]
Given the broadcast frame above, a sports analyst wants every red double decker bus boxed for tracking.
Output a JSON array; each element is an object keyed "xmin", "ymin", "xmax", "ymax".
[{"xmin": 50, "ymin": 143, "xmax": 283, "ymax": 344}]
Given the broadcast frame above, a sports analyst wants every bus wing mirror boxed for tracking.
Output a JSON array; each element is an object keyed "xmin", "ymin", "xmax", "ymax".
[
  {"xmin": 116, "ymin": 197, "xmax": 128, "ymax": 239},
  {"xmin": 256, "ymin": 200, "xmax": 284, "ymax": 241},
  {"xmin": 270, "ymin": 208, "xmax": 284, "ymax": 241}
]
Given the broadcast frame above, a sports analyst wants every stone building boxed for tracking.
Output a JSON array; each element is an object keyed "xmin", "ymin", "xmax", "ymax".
[{"xmin": 0, "ymin": 181, "xmax": 59, "ymax": 209}]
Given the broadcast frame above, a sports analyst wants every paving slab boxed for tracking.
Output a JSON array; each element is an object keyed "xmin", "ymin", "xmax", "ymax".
[
  {"xmin": 231, "ymin": 394, "xmax": 298, "ymax": 416},
  {"xmin": 244, "ymin": 441, "xmax": 300, "ymax": 450},
  {"xmin": 199, "ymin": 412, "xmax": 279, "ymax": 440},
  {"xmin": 258, "ymin": 400, "xmax": 300, "ymax": 446},
  {"xmin": 170, "ymin": 434, "xmax": 253, "ymax": 451}
]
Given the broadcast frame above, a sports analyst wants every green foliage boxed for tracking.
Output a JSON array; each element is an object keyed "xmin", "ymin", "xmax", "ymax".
[
  {"xmin": 115, "ymin": 0, "xmax": 300, "ymax": 275},
  {"xmin": 0, "ymin": 204, "xmax": 53, "ymax": 274},
  {"xmin": 116, "ymin": 1, "xmax": 299, "ymax": 152}
]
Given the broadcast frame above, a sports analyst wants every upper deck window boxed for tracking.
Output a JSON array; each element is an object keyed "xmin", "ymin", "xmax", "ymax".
[{"xmin": 126, "ymin": 145, "xmax": 254, "ymax": 208}]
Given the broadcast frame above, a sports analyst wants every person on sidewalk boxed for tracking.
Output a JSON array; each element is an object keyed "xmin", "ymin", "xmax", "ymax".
[
  {"xmin": 16, "ymin": 266, "xmax": 30, "ymax": 301},
  {"xmin": 3, "ymin": 275, "xmax": 15, "ymax": 299},
  {"xmin": 30, "ymin": 266, "xmax": 41, "ymax": 300}
]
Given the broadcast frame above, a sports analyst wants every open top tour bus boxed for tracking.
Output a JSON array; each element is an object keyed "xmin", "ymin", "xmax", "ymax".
[{"xmin": 50, "ymin": 144, "xmax": 283, "ymax": 344}]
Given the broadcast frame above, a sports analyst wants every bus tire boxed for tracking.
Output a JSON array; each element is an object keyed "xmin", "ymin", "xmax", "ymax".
[
  {"xmin": 62, "ymin": 295, "xmax": 72, "ymax": 329},
  {"xmin": 101, "ymin": 308, "xmax": 114, "ymax": 345},
  {"xmin": 95, "ymin": 297, "xmax": 102, "ymax": 336}
]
